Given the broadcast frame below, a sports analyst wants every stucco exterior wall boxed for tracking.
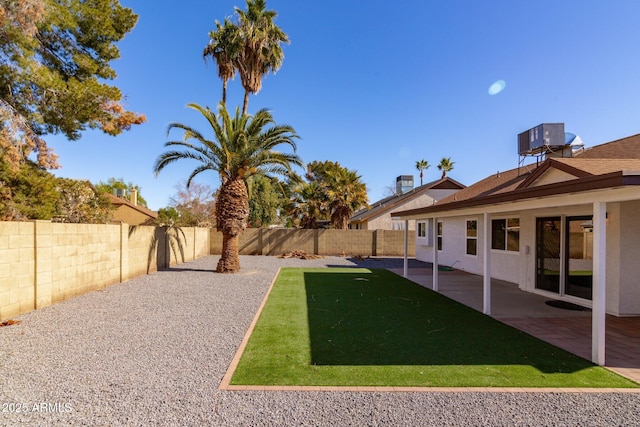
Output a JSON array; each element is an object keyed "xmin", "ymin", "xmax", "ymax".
[
  {"xmin": 413, "ymin": 202, "xmax": 637, "ymax": 316},
  {"xmin": 617, "ymin": 200, "xmax": 640, "ymax": 315},
  {"xmin": 113, "ymin": 205, "xmax": 153, "ymax": 226},
  {"xmin": 356, "ymin": 188, "xmax": 461, "ymax": 231}
]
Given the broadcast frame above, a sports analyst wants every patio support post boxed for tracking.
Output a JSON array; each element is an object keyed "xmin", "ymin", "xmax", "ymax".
[
  {"xmin": 592, "ymin": 201, "xmax": 606, "ymax": 365},
  {"xmin": 403, "ymin": 220, "xmax": 409, "ymax": 278},
  {"xmin": 432, "ymin": 217, "xmax": 439, "ymax": 292},
  {"xmin": 483, "ymin": 212, "xmax": 491, "ymax": 315}
]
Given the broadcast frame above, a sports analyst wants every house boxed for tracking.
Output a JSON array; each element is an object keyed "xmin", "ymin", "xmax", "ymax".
[
  {"xmin": 391, "ymin": 131, "xmax": 640, "ymax": 365},
  {"xmin": 349, "ymin": 175, "xmax": 465, "ymax": 230},
  {"xmin": 106, "ymin": 189, "xmax": 158, "ymax": 225}
]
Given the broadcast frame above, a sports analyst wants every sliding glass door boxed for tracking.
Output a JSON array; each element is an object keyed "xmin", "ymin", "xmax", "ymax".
[
  {"xmin": 565, "ymin": 216, "xmax": 593, "ymax": 299},
  {"xmin": 536, "ymin": 217, "xmax": 561, "ymax": 293},
  {"xmin": 535, "ymin": 216, "xmax": 593, "ymax": 300}
]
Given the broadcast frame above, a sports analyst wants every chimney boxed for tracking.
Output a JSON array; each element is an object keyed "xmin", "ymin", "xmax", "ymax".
[{"xmin": 130, "ymin": 188, "xmax": 138, "ymax": 206}]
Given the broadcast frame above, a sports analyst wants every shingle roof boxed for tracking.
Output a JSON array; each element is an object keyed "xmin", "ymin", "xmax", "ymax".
[
  {"xmin": 350, "ymin": 177, "xmax": 466, "ymax": 223},
  {"xmin": 433, "ymin": 166, "xmax": 534, "ymax": 206},
  {"xmin": 106, "ymin": 193, "xmax": 158, "ymax": 219},
  {"xmin": 391, "ymin": 133, "xmax": 640, "ymax": 218},
  {"xmin": 574, "ymin": 133, "xmax": 640, "ymax": 159},
  {"xmin": 550, "ymin": 158, "xmax": 640, "ymax": 175}
]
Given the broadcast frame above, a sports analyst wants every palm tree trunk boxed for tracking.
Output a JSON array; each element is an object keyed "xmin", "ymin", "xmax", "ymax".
[
  {"xmin": 217, "ymin": 230, "xmax": 241, "ymax": 273},
  {"xmin": 242, "ymin": 90, "xmax": 250, "ymax": 115},
  {"xmin": 222, "ymin": 79, "xmax": 228, "ymax": 106},
  {"xmin": 331, "ymin": 207, "xmax": 350, "ymax": 230},
  {"xmin": 215, "ymin": 177, "xmax": 249, "ymax": 273}
]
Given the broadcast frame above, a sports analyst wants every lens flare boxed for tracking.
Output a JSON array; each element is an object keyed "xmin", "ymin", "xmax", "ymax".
[{"xmin": 488, "ymin": 80, "xmax": 506, "ymax": 95}]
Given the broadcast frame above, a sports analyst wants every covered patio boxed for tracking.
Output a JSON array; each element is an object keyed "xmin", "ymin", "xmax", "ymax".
[{"xmin": 388, "ymin": 265, "xmax": 640, "ymax": 384}]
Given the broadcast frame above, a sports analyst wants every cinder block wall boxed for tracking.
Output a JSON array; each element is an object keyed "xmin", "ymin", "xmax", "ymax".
[
  {"xmin": 0, "ymin": 221, "xmax": 211, "ymax": 322},
  {"xmin": 319, "ymin": 229, "xmax": 374, "ymax": 256},
  {"xmin": 49, "ymin": 223, "xmax": 122, "ymax": 304},
  {"xmin": 210, "ymin": 228, "xmax": 415, "ymax": 257},
  {"xmin": 127, "ymin": 226, "xmax": 167, "ymax": 277},
  {"xmin": 0, "ymin": 222, "xmax": 35, "ymax": 321}
]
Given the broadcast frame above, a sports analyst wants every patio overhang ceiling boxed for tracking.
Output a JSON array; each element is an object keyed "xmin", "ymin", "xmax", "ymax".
[{"xmin": 391, "ymin": 171, "xmax": 640, "ymax": 220}]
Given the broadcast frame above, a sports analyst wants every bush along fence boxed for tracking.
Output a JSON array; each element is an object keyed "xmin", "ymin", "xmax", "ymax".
[{"xmin": 0, "ymin": 221, "xmax": 210, "ymax": 321}]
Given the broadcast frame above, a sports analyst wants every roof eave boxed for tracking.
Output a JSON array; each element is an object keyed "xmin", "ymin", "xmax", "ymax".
[{"xmin": 392, "ymin": 171, "xmax": 640, "ymax": 218}]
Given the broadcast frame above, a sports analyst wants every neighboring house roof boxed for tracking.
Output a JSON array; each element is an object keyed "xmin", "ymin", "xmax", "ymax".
[
  {"xmin": 572, "ymin": 133, "xmax": 640, "ymax": 159},
  {"xmin": 350, "ymin": 177, "xmax": 466, "ymax": 224},
  {"xmin": 106, "ymin": 193, "xmax": 158, "ymax": 221},
  {"xmin": 392, "ymin": 134, "xmax": 640, "ymax": 218}
]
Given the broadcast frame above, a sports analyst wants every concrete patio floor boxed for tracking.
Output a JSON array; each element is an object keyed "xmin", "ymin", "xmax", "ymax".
[{"xmin": 388, "ymin": 266, "xmax": 640, "ymax": 384}]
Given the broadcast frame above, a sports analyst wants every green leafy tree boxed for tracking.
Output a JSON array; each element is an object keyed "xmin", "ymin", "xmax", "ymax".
[
  {"xmin": 55, "ymin": 178, "xmax": 113, "ymax": 223},
  {"xmin": 153, "ymin": 103, "xmax": 302, "ymax": 273},
  {"xmin": 247, "ymin": 174, "xmax": 285, "ymax": 227},
  {"xmin": 415, "ymin": 159, "xmax": 430, "ymax": 186},
  {"xmin": 437, "ymin": 157, "xmax": 455, "ymax": 178},
  {"xmin": 0, "ymin": 160, "xmax": 58, "ymax": 220},
  {"xmin": 0, "ymin": 0, "xmax": 146, "ymax": 170},
  {"xmin": 95, "ymin": 177, "xmax": 148, "ymax": 207},
  {"xmin": 0, "ymin": 159, "xmax": 111, "ymax": 222},
  {"xmin": 156, "ymin": 206, "xmax": 180, "ymax": 227}
]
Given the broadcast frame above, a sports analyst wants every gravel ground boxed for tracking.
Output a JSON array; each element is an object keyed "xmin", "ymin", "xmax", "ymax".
[{"xmin": 1, "ymin": 255, "xmax": 639, "ymax": 426}]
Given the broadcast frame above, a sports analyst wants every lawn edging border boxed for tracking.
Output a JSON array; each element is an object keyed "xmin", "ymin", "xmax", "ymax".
[
  {"xmin": 219, "ymin": 267, "xmax": 282, "ymax": 390},
  {"xmin": 218, "ymin": 267, "xmax": 640, "ymax": 394}
]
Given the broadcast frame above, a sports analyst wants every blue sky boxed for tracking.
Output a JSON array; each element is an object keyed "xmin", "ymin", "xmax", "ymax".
[{"xmin": 50, "ymin": 1, "xmax": 640, "ymax": 210}]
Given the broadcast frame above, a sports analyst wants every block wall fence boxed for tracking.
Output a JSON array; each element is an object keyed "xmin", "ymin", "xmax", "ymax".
[
  {"xmin": 210, "ymin": 228, "xmax": 416, "ymax": 258},
  {"xmin": 2, "ymin": 223, "xmax": 414, "ymax": 321},
  {"xmin": 0, "ymin": 222, "xmax": 210, "ymax": 321}
]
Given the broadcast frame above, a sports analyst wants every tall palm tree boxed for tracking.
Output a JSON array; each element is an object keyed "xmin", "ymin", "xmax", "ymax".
[
  {"xmin": 437, "ymin": 157, "xmax": 455, "ymax": 178},
  {"xmin": 204, "ymin": 19, "xmax": 240, "ymax": 106},
  {"xmin": 415, "ymin": 159, "xmax": 430, "ymax": 186},
  {"xmin": 285, "ymin": 181, "xmax": 327, "ymax": 229},
  {"xmin": 234, "ymin": 0, "xmax": 289, "ymax": 114},
  {"xmin": 323, "ymin": 166, "xmax": 368, "ymax": 230},
  {"xmin": 153, "ymin": 102, "xmax": 301, "ymax": 273}
]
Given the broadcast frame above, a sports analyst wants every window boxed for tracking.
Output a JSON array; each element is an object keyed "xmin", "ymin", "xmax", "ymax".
[
  {"xmin": 417, "ymin": 221, "xmax": 426, "ymax": 238},
  {"xmin": 437, "ymin": 221, "xmax": 443, "ymax": 251},
  {"xmin": 392, "ymin": 221, "xmax": 405, "ymax": 230},
  {"xmin": 417, "ymin": 219, "xmax": 434, "ymax": 246},
  {"xmin": 491, "ymin": 218, "xmax": 520, "ymax": 252},
  {"xmin": 466, "ymin": 219, "xmax": 477, "ymax": 256}
]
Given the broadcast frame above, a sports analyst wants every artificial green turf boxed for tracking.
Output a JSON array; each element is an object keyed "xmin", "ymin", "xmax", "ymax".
[{"xmin": 230, "ymin": 267, "xmax": 638, "ymax": 388}]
